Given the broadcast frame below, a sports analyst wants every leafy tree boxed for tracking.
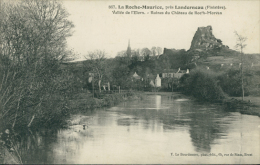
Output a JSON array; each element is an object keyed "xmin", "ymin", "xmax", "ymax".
[
  {"xmin": 131, "ymin": 49, "xmax": 141, "ymax": 63},
  {"xmin": 218, "ymin": 69, "xmax": 250, "ymax": 97},
  {"xmin": 180, "ymin": 69, "xmax": 226, "ymax": 101},
  {"xmin": 112, "ymin": 57, "xmax": 132, "ymax": 89}
]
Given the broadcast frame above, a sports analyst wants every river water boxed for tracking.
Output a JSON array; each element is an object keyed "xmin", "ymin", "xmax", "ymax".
[{"xmin": 19, "ymin": 93, "xmax": 259, "ymax": 164}]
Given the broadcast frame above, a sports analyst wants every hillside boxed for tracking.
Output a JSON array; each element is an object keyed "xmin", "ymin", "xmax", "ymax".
[
  {"xmin": 62, "ymin": 25, "xmax": 260, "ymax": 76},
  {"xmin": 191, "ymin": 48, "xmax": 260, "ymax": 72},
  {"xmin": 158, "ymin": 25, "xmax": 260, "ymax": 73}
]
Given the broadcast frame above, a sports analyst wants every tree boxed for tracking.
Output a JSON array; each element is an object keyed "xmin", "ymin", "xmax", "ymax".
[
  {"xmin": 131, "ymin": 49, "xmax": 140, "ymax": 64},
  {"xmin": 218, "ymin": 69, "xmax": 250, "ymax": 97},
  {"xmin": 1, "ymin": 0, "xmax": 74, "ymax": 66},
  {"xmin": 141, "ymin": 48, "xmax": 151, "ymax": 61},
  {"xmin": 0, "ymin": 0, "xmax": 74, "ymax": 129},
  {"xmin": 85, "ymin": 50, "xmax": 107, "ymax": 93},
  {"xmin": 151, "ymin": 47, "xmax": 157, "ymax": 56},
  {"xmin": 234, "ymin": 31, "xmax": 247, "ymax": 100},
  {"xmin": 112, "ymin": 62, "xmax": 131, "ymax": 89},
  {"xmin": 151, "ymin": 46, "xmax": 162, "ymax": 56},
  {"xmin": 156, "ymin": 47, "xmax": 162, "ymax": 55},
  {"xmin": 116, "ymin": 50, "xmax": 127, "ymax": 57}
]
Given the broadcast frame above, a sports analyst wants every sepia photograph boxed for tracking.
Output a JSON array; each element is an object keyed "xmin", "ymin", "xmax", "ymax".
[{"xmin": 0, "ymin": 0, "xmax": 259, "ymax": 164}]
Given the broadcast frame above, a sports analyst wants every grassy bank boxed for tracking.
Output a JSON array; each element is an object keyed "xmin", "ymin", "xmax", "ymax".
[
  {"xmin": 68, "ymin": 91, "xmax": 145, "ymax": 113},
  {"xmin": 0, "ymin": 90, "xmax": 144, "ymax": 164},
  {"xmin": 223, "ymin": 96, "xmax": 260, "ymax": 117},
  {"xmin": 179, "ymin": 68, "xmax": 260, "ymax": 117}
]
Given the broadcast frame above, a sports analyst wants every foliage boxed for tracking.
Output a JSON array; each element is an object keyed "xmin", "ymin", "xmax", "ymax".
[
  {"xmin": 111, "ymin": 56, "xmax": 132, "ymax": 89},
  {"xmin": 69, "ymin": 91, "xmax": 144, "ymax": 113},
  {"xmin": 83, "ymin": 50, "xmax": 115, "ymax": 93},
  {"xmin": 180, "ymin": 69, "xmax": 226, "ymax": 102},
  {"xmin": 217, "ymin": 69, "xmax": 251, "ymax": 97},
  {"xmin": 0, "ymin": 0, "xmax": 74, "ymax": 132}
]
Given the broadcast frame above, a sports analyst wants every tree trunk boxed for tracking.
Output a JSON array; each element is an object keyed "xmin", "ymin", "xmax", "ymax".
[
  {"xmin": 108, "ymin": 82, "xmax": 110, "ymax": 91},
  {"xmin": 28, "ymin": 114, "xmax": 35, "ymax": 127},
  {"xmin": 98, "ymin": 79, "xmax": 101, "ymax": 93},
  {"xmin": 241, "ymin": 67, "xmax": 244, "ymax": 100},
  {"xmin": 92, "ymin": 78, "xmax": 94, "ymax": 98},
  {"xmin": 241, "ymin": 52, "xmax": 244, "ymax": 101}
]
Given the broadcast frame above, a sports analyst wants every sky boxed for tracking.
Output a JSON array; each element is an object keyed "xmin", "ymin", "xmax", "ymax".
[{"xmin": 63, "ymin": 0, "xmax": 260, "ymax": 60}]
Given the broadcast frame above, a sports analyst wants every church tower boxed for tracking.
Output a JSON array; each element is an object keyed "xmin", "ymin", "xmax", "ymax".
[{"xmin": 126, "ymin": 39, "xmax": 131, "ymax": 57}]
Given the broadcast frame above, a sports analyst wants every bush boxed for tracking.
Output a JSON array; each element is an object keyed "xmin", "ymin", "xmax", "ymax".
[
  {"xmin": 180, "ymin": 69, "xmax": 226, "ymax": 102},
  {"xmin": 0, "ymin": 0, "xmax": 74, "ymax": 132},
  {"xmin": 217, "ymin": 69, "xmax": 250, "ymax": 97}
]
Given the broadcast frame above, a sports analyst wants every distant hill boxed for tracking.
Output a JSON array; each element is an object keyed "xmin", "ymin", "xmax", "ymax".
[
  {"xmin": 61, "ymin": 25, "xmax": 260, "ymax": 75},
  {"xmin": 158, "ymin": 25, "xmax": 260, "ymax": 72}
]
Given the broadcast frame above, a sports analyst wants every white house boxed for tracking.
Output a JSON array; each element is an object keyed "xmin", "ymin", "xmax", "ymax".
[
  {"xmin": 161, "ymin": 68, "xmax": 189, "ymax": 79},
  {"xmin": 155, "ymin": 74, "xmax": 161, "ymax": 87}
]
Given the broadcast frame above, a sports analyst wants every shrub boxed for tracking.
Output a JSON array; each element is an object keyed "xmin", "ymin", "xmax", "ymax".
[
  {"xmin": 180, "ymin": 69, "xmax": 226, "ymax": 102},
  {"xmin": 217, "ymin": 69, "xmax": 250, "ymax": 97}
]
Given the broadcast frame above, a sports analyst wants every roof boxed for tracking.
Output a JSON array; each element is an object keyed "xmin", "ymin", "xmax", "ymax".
[
  {"xmin": 133, "ymin": 72, "xmax": 141, "ymax": 79},
  {"xmin": 162, "ymin": 69, "xmax": 178, "ymax": 73}
]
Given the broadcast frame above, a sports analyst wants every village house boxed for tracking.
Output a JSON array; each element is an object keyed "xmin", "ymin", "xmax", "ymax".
[
  {"xmin": 132, "ymin": 72, "xmax": 141, "ymax": 80},
  {"xmin": 161, "ymin": 69, "xmax": 175, "ymax": 78},
  {"xmin": 160, "ymin": 68, "xmax": 189, "ymax": 90},
  {"xmin": 131, "ymin": 72, "xmax": 162, "ymax": 91},
  {"xmin": 155, "ymin": 74, "xmax": 161, "ymax": 87},
  {"xmin": 161, "ymin": 68, "xmax": 189, "ymax": 79},
  {"xmin": 131, "ymin": 68, "xmax": 192, "ymax": 90}
]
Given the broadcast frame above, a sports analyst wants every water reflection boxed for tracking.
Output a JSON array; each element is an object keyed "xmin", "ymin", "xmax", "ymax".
[
  {"xmin": 189, "ymin": 109, "xmax": 221, "ymax": 152},
  {"xmin": 116, "ymin": 96, "xmax": 230, "ymax": 153},
  {"xmin": 155, "ymin": 95, "xmax": 161, "ymax": 110},
  {"xmin": 7, "ymin": 94, "xmax": 260, "ymax": 164},
  {"xmin": 7, "ymin": 128, "xmax": 60, "ymax": 164}
]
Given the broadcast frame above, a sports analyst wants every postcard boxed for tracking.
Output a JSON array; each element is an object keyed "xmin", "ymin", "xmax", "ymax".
[{"xmin": 0, "ymin": 0, "xmax": 259, "ymax": 164}]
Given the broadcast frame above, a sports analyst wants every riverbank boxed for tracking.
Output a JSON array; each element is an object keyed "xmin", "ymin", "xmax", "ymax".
[
  {"xmin": 56, "ymin": 91, "xmax": 146, "ymax": 136},
  {"xmin": 223, "ymin": 96, "xmax": 260, "ymax": 117},
  {"xmin": 0, "ymin": 90, "xmax": 144, "ymax": 164},
  {"xmin": 233, "ymin": 96, "xmax": 260, "ymax": 107},
  {"xmin": 177, "ymin": 69, "xmax": 260, "ymax": 117},
  {"xmin": 68, "ymin": 91, "xmax": 145, "ymax": 113},
  {"xmin": 146, "ymin": 91, "xmax": 260, "ymax": 117}
]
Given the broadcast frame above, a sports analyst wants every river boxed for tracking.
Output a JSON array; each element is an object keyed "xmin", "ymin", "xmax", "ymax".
[{"xmin": 15, "ymin": 93, "xmax": 260, "ymax": 164}]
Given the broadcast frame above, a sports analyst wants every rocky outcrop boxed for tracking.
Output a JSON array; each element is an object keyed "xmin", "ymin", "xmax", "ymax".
[{"xmin": 189, "ymin": 25, "xmax": 226, "ymax": 50}]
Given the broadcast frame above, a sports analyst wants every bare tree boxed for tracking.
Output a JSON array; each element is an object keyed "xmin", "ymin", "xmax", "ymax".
[
  {"xmin": 85, "ymin": 50, "xmax": 107, "ymax": 93},
  {"xmin": 151, "ymin": 47, "xmax": 162, "ymax": 56},
  {"xmin": 1, "ymin": 0, "xmax": 74, "ymax": 66},
  {"xmin": 141, "ymin": 48, "xmax": 151, "ymax": 61},
  {"xmin": 234, "ymin": 31, "xmax": 247, "ymax": 100},
  {"xmin": 156, "ymin": 47, "xmax": 162, "ymax": 55},
  {"xmin": 116, "ymin": 50, "xmax": 127, "ymax": 57},
  {"xmin": 0, "ymin": 0, "xmax": 74, "ymax": 129},
  {"xmin": 151, "ymin": 47, "xmax": 157, "ymax": 56}
]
